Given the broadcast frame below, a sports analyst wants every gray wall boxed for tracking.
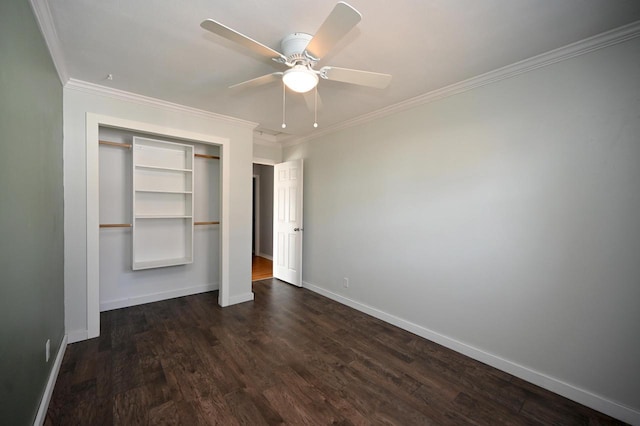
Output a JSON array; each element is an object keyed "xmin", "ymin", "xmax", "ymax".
[
  {"xmin": 254, "ymin": 164, "xmax": 274, "ymax": 257},
  {"xmin": 253, "ymin": 142, "xmax": 282, "ymax": 163},
  {"xmin": 284, "ymin": 37, "xmax": 640, "ymax": 420},
  {"xmin": 0, "ymin": 1, "xmax": 65, "ymax": 424}
]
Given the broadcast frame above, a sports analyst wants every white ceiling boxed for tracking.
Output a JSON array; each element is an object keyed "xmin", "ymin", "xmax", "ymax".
[{"xmin": 44, "ymin": 0, "xmax": 640, "ymax": 139}]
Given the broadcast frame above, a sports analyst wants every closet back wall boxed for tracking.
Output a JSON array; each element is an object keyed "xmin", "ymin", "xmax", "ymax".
[{"xmin": 99, "ymin": 127, "xmax": 220, "ymax": 311}]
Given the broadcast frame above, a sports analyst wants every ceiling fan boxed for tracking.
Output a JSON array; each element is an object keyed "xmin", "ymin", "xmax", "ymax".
[{"xmin": 200, "ymin": 2, "xmax": 392, "ymax": 99}]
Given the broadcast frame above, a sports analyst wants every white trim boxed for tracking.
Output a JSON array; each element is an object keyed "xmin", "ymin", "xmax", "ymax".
[
  {"xmin": 253, "ymin": 174, "xmax": 261, "ymax": 256},
  {"xmin": 33, "ymin": 334, "xmax": 67, "ymax": 426},
  {"xmin": 218, "ymin": 142, "xmax": 231, "ymax": 307},
  {"xmin": 253, "ymin": 134, "xmax": 283, "ymax": 146},
  {"xmin": 228, "ymin": 292, "xmax": 255, "ymax": 305},
  {"xmin": 86, "ymin": 117, "xmax": 100, "ymax": 339},
  {"xmin": 257, "ymin": 253, "xmax": 273, "ymax": 261},
  {"xmin": 67, "ymin": 79, "xmax": 257, "ymax": 130},
  {"xmin": 283, "ymin": 20, "xmax": 640, "ymax": 147},
  {"xmin": 253, "ymin": 163, "xmax": 277, "ymax": 262},
  {"xmin": 253, "ymin": 157, "xmax": 277, "ymax": 166},
  {"xmin": 86, "ymin": 113, "xmax": 231, "ymax": 336},
  {"xmin": 67, "ymin": 329, "xmax": 88, "ymax": 344},
  {"xmin": 100, "ymin": 283, "xmax": 219, "ymax": 312},
  {"xmin": 29, "ymin": 0, "xmax": 69, "ymax": 84},
  {"xmin": 302, "ymin": 280, "xmax": 640, "ymax": 425}
]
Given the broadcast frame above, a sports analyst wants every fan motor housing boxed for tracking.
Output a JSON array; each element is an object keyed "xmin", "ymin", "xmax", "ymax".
[{"xmin": 281, "ymin": 33, "xmax": 313, "ymax": 60}]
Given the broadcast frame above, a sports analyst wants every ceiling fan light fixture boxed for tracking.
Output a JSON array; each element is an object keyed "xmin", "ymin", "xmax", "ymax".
[{"xmin": 283, "ymin": 65, "xmax": 319, "ymax": 93}]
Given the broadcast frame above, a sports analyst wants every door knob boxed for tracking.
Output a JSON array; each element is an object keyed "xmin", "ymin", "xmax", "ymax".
[{"xmin": 293, "ymin": 227, "xmax": 303, "ymax": 231}]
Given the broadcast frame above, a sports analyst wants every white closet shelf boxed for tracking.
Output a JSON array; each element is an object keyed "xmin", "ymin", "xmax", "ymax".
[
  {"xmin": 133, "ymin": 257, "xmax": 192, "ymax": 270},
  {"xmin": 135, "ymin": 189, "xmax": 193, "ymax": 194},
  {"xmin": 135, "ymin": 164, "xmax": 193, "ymax": 173},
  {"xmin": 135, "ymin": 215, "xmax": 193, "ymax": 219},
  {"xmin": 133, "ymin": 137, "xmax": 194, "ymax": 270}
]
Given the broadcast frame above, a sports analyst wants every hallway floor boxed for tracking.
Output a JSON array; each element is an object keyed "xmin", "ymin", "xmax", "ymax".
[{"xmin": 252, "ymin": 255, "xmax": 272, "ymax": 281}]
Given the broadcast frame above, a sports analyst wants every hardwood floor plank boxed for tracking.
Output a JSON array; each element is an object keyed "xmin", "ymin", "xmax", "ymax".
[
  {"xmin": 147, "ymin": 400, "xmax": 182, "ymax": 426},
  {"xmin": 187, "ymin": 338, "xmax": 242, "ymax": 397},
  {"xmin": 241, "ymin": 386, "xmax": 288, "ymax": 425},
  {"xmin": 113, "ymin": 386, "xmax": 151, "ymax": 425},
  {"xmin": 111, "ymin": 350, "xmax": 145, "ymax": 395},
  {"xmin": 46, "ymin": 279, "xmax": 627, "ymax": 425},
  {"xmin": 263, "ymin": 369, "xmax": 350, "ymax": 425},
  {"xmin": 94, "ymin": 350, "xmax": 113, "ymax": 399},
  {"xmin": 326, "ymin": 355, "xmax": 438, "ymax": 425},
  {"xmin": 252, "ymin": 255, "xmax": 273, "ymax": 281},
  {"xmin": 451, "ymin": 391, "xmax": 531, "ymax": 426},
  {"xmin": 223, "ymin": 388, "xmax": 271, "ymax": 426},
  {"xmin": 289, "ymin": 361, "xmax": 371, "ymax": 425}
]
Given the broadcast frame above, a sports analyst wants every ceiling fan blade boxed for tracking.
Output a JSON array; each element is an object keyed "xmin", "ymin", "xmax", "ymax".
[
  {"xmin": 305, "ymin": 2, "xmax": 362, "ymax": 60},
  {"xmin": 320, "ymin": 66, "xmax": 392, "ymax": 89},
  {"xmin": 303, "ymin": 90, "xmax": 323, "ymax": 112},
  {"xmin": 229, "ymin": 72, "xmax": 283, "ymax": 90},
  {"xmin": 201, "ymin": 19, "xmax": 286, "ymax": 62}
]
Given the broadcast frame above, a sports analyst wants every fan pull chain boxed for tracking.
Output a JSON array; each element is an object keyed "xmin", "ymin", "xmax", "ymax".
[
  {"xmin": 313, "ymin": 86, "xmax": 318, "ymax": 128},
  {"xmin": 281, "ymin": 82, "xmax": 287, "ymax": 129}
]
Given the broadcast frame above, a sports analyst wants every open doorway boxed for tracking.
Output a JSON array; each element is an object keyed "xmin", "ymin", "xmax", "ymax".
[{"xmin": 252, "ymin": 163, "xmax": 274, "ymax": 281}]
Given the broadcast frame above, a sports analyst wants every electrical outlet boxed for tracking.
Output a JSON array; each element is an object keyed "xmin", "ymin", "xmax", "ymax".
[
  {"xmin": 45, "ymin": 339, "xmax": 50, "ymax": 363},
  {"xmin": 343, "ymin": 277, "xmax": 349, "ymax": 288}
]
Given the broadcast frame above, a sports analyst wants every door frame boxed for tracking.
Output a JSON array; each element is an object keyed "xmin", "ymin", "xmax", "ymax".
[
  {"xmin": 253, "ymin": 158, "xmax": 276, "ymax": 262},
  {"xmin": 252, "ymin": 174, "xmax": 260, "ymax": 256}
]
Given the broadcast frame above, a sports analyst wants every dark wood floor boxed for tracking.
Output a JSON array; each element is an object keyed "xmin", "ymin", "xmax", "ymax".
[{"xmin": 46, "ymin": 279, "xmax": 625, "ymax": 425}]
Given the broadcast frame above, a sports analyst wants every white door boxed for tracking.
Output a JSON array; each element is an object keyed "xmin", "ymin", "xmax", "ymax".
[{"xmin": 273, "ymin": 159, "xmax": 303, "ymax": 286}]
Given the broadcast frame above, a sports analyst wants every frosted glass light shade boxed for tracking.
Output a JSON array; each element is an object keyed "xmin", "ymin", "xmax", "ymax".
[{"xmin": 283, "ymin": 66, "xmax": 319, "ymax": 93}]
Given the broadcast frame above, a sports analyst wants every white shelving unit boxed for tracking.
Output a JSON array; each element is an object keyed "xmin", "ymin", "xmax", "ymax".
[{"xmin": 132, "ymin": 137, "xmax": 194, "ymax": 270}]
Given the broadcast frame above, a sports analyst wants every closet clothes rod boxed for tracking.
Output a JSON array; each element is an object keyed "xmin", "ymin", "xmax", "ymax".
[
  {"xmin": 194, "ymin": 153, "xmax": 220, "ymax": 159},
  {"xmin": 99, "ymin": 140, "xmax": 132, "ymax": 149},
  {"xmin": 100, "ymin": 222, "xmax": 219, "ymax": 227}
]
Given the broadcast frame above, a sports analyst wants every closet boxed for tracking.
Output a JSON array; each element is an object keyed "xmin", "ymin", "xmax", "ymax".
[{"xmin": 98, "ymin": 127, "xmax": 220, "ymax": 311}]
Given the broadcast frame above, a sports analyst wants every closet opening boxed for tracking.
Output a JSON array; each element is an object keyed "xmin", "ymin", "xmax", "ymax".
[
  {"xmin": 98, "ymin": 126, "xmax": 221, "ymax": 313},
  {"xmin": 86, "ymin": 112, "xmax": 238, "ymax": 340}
]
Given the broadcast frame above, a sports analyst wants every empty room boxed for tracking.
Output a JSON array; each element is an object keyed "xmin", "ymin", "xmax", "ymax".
[{"xmin": 1, "ymin": 0, "xmax": 639, "ymax": 424}]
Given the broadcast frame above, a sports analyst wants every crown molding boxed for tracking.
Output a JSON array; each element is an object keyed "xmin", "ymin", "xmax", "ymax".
[
  {"xmin": 253, "ymin": 134, "xmax": 283, "ymax": 147},
  {"xmin": 283, "ymin": 19, "xmax": 640, "ymax": 148},
  {"xmin": 29, "ymin": 0, "xmax": 69, "ymax": 84},
  {"xmin": 65, "ymin": 79, "xmax": 258, "ymax": 130}
]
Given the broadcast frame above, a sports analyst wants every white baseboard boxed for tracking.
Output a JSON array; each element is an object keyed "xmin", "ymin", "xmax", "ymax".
[
  {"xmin": 99, "ymin": 283, "xmax": 219, "ymax": 312},
  {"xmin": 33, "ymin": 334, "xmax": 67, "ymax": 426},
  {"xmin": 257, "ymin": 253, "xmax": 273, "ymax": 261},
  {"xmin": 228, "ymin": 291, "xmax": 255, "ymax": 305},
  {"xmin": 67, "ymin": 329, "xmax": 87, "ymax": 344},
  {"xmin": 302, "ymin": 281, "xmax": 640, "ymax": 425}
]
